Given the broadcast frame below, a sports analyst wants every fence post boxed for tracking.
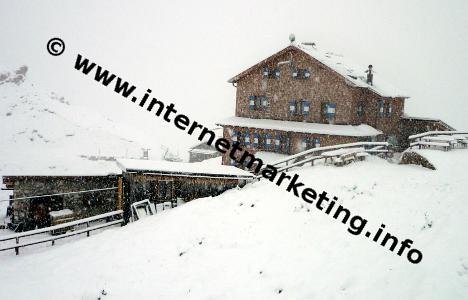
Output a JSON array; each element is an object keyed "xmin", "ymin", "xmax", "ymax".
[
  {"xmin": 15, "ymin": 237, "xmax": 19, "ymax": 255},
  {"xmin": 86, "ymin": 222, "xmax": 90, "ymax": 237}
]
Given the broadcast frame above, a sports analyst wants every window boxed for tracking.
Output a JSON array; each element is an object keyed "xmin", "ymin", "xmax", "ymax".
[
  {"xmin": 158, "ymin": 180, "xmax": 173, "ymax": 200},
  {"xmin": 301, "ymin": 137, "xmax": 310, "ymax": 151},
  {"xmin": 249, "ymin": 95, "xmax": 268, "ymax": 111},
  {"xmin": 260, "ymin": 96, "xmax": 269, "ymax": 109},
  {"xmin": 378, "ymin": 100, "xmax": 384, "ymax": 117},
  {"xmin": 265, "ymin": 134, "xmax": 273, "ymax": 149},
  {"xmin": 302, "ymin": 100, "xmax": 310, "ymax": 116},
  {"xmin": 262, "ymin": 66, "xmax": 269, "ymax": 79},
  {"xmin": 314, "ymin": 138, "xmax": 321, "ymax": 148},
  {"xmin": 357, "ymin": 102, "xmax": 364, "ymax": 117},
  {"xmin": 386, "ymin": 102, "xmax": 393, "ymax": 116},
  {"xmin": 301, "ymin": 137, "xmax": 320, "ymax": 151},
  {"xmin": 262, "ymin": 66, "xmax": 280, "ymax": 79},
  {"xmin": 288, "ymin": 100, "xmax": 297, "ymax": 115},
  {"xmin": 288, "ymin": 100, "xmax": 310, "ymax": 116},
  {"xmin": 292, "ymin": 68, "xmax": 311, "ymax": 80},
  {"xmin": 322, "ymin": 103, "xmax": 336, "ymax": 118}
]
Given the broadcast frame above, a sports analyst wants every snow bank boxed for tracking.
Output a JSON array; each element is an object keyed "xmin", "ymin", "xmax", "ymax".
[{"xmin": 0, "ymin": 151, "xmax": 467, "ymax": 299}]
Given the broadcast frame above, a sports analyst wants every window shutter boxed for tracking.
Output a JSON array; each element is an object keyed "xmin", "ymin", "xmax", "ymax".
[
  {"xmin": 244, "ymin": 132, "xmax": 250, "ymax": 145},
  {"xmin": 231, "ymin": 130, "xmax": 238, "ymax": 142},
  {"xmin": 288, "ymin": 100, "xmax": 296, "ymax": 115},
  {"xmin": 261, "ymin": 96, "xmax": 269, "ymax": 109},
  {"xmin": 302, "ymin": 100, "xmax": 310, "ymax": 116},
  {"xmin": 253, "ymin": 133, "xmax": 259, "ymax": 147},
  {"xmin": 249, "ymin": 96, "xmax": 256, "ymax": 110}
]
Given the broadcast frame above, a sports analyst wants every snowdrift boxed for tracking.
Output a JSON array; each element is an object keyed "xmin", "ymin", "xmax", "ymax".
[{"xmin": 0, "ymin": 151, "xmax": 467, "ymax": 299}]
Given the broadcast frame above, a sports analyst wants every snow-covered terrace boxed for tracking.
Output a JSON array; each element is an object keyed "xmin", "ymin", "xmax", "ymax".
[
  {"xmin": 117, "ymin": 159, "xmax": 254, "ymax": 180},
  {"xmin": 217, "ymin": 116, "xmax": 382, "ymax": 137}
]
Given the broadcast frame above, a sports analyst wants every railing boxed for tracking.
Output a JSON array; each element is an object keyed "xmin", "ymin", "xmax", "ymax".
[
  {"xmin": 408, "ymin": 131, "xmax": 468, "ymax": 141},
  {"xmin": 0, "ymin": 210, "xmax": 123, "ymax": 255},
  {"xmin": 408, "ymin": 131, "xmax": 468, "ymax": 151},
  {"xmin": 266, "ymin": 141, "xmax": 389, "ymax": 171}
]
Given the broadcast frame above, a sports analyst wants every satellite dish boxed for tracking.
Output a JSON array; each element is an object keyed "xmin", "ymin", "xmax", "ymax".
[{"xmin": 289, "ymin": 33, "xmax": 295, "ymax": 43}]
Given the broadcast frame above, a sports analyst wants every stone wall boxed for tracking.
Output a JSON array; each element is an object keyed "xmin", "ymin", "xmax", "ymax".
[{"xmin": 233, "ymin": 46, "xmax": 405, "ymax": 139}]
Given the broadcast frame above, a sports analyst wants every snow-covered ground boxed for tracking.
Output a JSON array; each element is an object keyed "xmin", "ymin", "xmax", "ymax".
[
  {"xmin": 0, "ymin": 150, "xmax": 466, "ymax": 300},
  {"xmin": 0, "ymin": 66, "xmax": 163, "ymax": 176}
]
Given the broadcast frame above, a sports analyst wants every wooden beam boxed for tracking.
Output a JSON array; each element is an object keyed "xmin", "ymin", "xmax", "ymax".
[{"xmin": 117, "ymin": 177, "xmax": 123, "ymax": 211}]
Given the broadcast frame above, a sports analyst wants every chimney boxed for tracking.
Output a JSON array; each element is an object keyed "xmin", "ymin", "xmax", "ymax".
[
  {"xmin": 366, "ymin": 65, "xmax": 373, "ymax": 86},
  {"xmin": 142, "ymin": 148, "xmax": 150, "ymax": 160}
]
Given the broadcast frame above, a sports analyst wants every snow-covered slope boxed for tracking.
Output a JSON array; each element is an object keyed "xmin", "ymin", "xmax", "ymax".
[
  {"xmin": 0, "ymin": 66, "xmax": 155, "ymax": 175},
  {"xmin": 0, "ymin": 150, "xmax": 466, "ymax": 299}
]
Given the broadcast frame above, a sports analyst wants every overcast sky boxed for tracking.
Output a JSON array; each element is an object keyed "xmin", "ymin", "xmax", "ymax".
[{"xmin": 1, "ymin": 0, "xmax": 467, "ymax": 151}]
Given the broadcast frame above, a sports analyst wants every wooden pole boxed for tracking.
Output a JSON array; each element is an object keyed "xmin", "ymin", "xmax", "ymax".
[{"xmin": 117, "ymin": 177, "xmax": 123, "ymax": 211}]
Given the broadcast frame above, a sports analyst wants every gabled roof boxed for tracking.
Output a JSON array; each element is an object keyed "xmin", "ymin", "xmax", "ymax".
[{"xmin": 228, "ymin": 43, "xmax": 409, "ymax": 99}]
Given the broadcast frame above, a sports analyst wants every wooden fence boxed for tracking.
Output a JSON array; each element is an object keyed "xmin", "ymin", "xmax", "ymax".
[{"xmin": 0, "ymin": 210, "xmax": 123, "ymax": 255}]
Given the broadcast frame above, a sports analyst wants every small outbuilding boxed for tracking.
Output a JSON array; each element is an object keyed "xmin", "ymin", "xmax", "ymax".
[{"xmin": 2, "ymin": 158, "xmax": 254, "ymax": 231}]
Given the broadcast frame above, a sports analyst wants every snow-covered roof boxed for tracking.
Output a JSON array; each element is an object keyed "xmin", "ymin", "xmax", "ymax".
[
  {"xmin": 189, "ymin": 127, "xmax": 224, "ymax": 149},
  {"xmin": 116, "ymin": 159, "xmax": 254, "ymax": 179},
  {"xmin": 2, "ymin": 158, "xmax": 123, "ymax": 177},
  {"xmin": 228, "ymin": 43, "xmax": 409, "ymax": 98},
  {"xmin": 216, "ymin": 116, "xmax": 382, "ymax": 137},
  {"xmin": 188, "ymin": 148, "xmax": 219, "ymax": 155}
]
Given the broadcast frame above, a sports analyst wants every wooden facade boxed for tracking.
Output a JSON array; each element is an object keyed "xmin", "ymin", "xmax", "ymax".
[{"xmin": 2, "ymin": 166, "xmax": 252, "ymax": 231}]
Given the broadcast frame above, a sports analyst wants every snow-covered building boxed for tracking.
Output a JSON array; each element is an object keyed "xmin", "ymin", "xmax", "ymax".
[
  {"xmin": 2, "ymin": 159, "xmax": 253, "ymax": 231},
  {"xmin": 217, "ymin": 38, "xmax": 453, "ymax": 164},
  {"xmin": 188, "ymin": 127, "xmax": 223, "ymax": 162}
]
